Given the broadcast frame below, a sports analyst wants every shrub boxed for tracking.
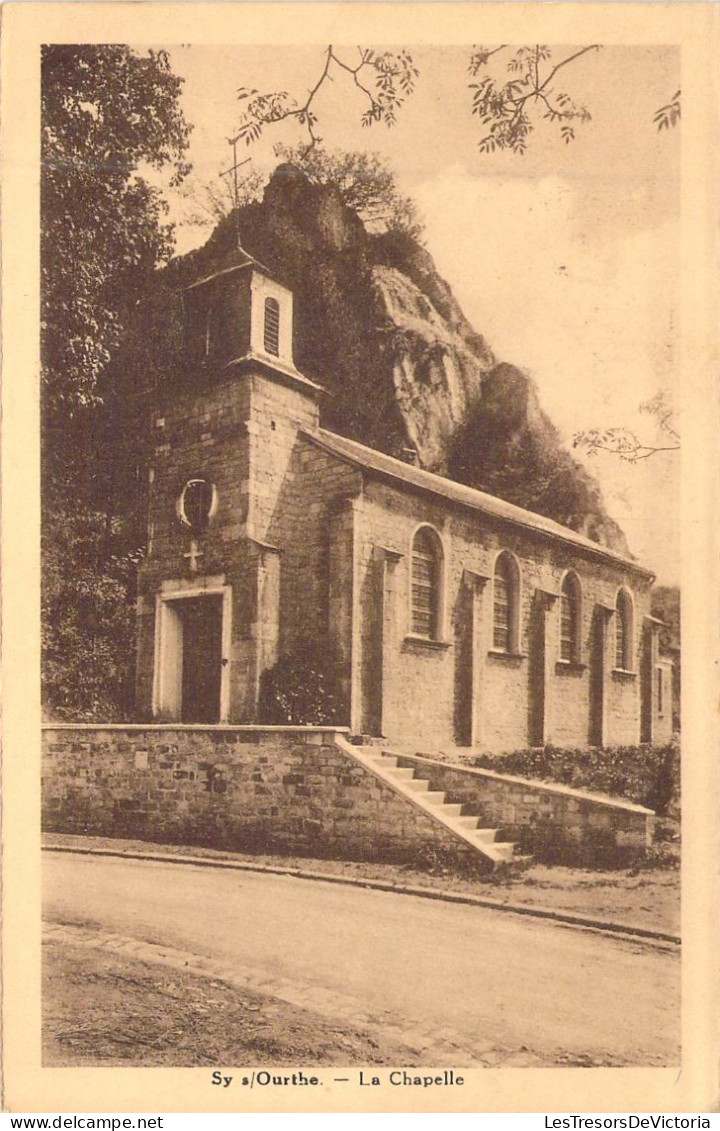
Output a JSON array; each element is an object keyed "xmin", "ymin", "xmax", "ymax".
[
  {"xmin": 258, "ymin": 647, "xmax": 343, "ymax": 726},
  {"xmin": 471, "ymin": 741, "xmax": 680, "ymax": 816}
]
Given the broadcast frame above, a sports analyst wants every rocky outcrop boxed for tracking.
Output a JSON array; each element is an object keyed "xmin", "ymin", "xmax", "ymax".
[{"xmin": 149, "ymin": 164, "xmax": 630, "ymax": 555}]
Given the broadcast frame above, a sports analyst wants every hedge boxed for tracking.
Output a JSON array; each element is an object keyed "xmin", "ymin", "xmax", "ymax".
[
  {"xmin": 471, "ymin": 741, "xmax": 680, "ymax": 816},
  {"xmin": 257, "ymin": 649, "xmax": 342, "ymax": 726}
]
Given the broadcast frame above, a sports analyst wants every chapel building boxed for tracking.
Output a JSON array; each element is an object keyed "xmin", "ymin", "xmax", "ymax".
[{"xmin": 135, "ymin": 249, "xmax": 673, "ymax": 754}]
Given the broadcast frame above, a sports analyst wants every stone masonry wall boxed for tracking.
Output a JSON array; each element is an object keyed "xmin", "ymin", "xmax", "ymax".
[
  {"xmin": 356, "ymin": 479, "xmax": 653, "ymax": 754},
  {"xmin": 42, "ymin": 726, "xmax": 482, "ymax": 867},
  {"xmin": 267, "ymin": 435, "xmax": 360, "ymax": 663},
  {"xmin": 393, "ymin": 751, "xmax": 654, "ymax": 861},
  {"xmin": 136, "ymin": 373, "xmax": 257, "ymax": 719}
]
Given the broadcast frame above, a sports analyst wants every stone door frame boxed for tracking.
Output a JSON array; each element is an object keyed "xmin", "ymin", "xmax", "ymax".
[{"xmin": 152, "ymin": 579, "xmax": 233, "ymax": 723}]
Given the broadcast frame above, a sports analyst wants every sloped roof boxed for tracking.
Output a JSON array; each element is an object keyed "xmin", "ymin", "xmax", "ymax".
[
  {"xmin": 184, "ymin": 245, "xmax": 278, "ymax": 292},
  {"xmin": 303, "ymin": 427, "xmax": 652, "ymax": 577}
]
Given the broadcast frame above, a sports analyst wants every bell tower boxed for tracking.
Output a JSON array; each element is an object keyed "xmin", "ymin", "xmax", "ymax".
[
  {"xmin": 135, "ymin": 246, "xmax": 324, "ymax": 724},
  {"xmin": 183, "ymin": 247, "xmax": 298, "ymax": 373}
]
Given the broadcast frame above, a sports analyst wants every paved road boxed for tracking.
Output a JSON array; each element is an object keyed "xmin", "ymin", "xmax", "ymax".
[{"xmin": 43, "ymin": 852, "xmax": 679, "ymax": 1066}]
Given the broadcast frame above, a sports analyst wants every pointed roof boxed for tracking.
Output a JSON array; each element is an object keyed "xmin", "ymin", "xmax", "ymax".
[{"xmin": 184, "ymin": 243, "xmax": 280, "ymax": 292}]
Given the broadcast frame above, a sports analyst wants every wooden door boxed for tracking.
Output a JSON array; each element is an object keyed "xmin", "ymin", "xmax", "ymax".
[{"xmin": 180, "ymin": 595, "xmax": 223, "ymax": 723}]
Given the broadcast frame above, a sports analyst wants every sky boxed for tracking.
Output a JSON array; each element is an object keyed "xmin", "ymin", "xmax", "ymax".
[{"xmin": 156, "ymin": 43, "xmax": 681, "ymax": 584}]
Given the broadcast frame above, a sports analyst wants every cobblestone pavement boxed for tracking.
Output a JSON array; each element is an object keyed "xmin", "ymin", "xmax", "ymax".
[{"xmin": 43, "ymin": 923, "xmax": 550, "ymax": 1067}]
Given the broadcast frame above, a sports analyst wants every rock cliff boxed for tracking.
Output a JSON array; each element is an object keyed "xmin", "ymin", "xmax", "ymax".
[{"xmin": 152, "ymin": 163, "xmax": 630, "ymax": 555}]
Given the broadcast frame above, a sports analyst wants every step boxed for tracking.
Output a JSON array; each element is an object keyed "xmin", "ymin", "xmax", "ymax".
[
  {"xmin": 373, "ymin": 754, "xmax": 399, "ymax": 768},
  {"xmin": 482, "ymin": 841, "xmax": 516, "ymax": 862},
  {"xmin": 421, "ymin": 791, "xmax": 447, "ymax": 806},
  {"xmin": 338, "ymin": 738, "xmax": 532, "ymax": 873},
  {"xmin": 406, "ymin": 778, "xmax": 431, "ymax": 793},
  {"xmin": 455, "ymin": 815, "xmax": 480, "ymax": 830},
  {"xmin": 439, "ymin": 802, "xmax": 464, "ymax": 818},
  {"xmin": 385, "ymin": 766, "xmax": 415, "ymax": 782}
]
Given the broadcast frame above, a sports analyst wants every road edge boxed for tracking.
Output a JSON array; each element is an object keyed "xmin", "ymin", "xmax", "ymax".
[{"xmin": 43, "ymin": 843, "xmax": 681, "ymax": 947}]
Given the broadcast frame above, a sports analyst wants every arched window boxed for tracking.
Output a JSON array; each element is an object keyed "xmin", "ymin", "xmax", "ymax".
[
  {"xmin": 493, "ymin": 551, "xmax": 520, "ymax": 653},
  {"xmin": 615, "ymin": 588, "xmax": 633, "ymax": 670},
  {"xmin": 559, "ymin": 572, "xmax": 582, "ymax": 662},
  {"xmin": 264, "ymin": 296, "xmax": 280, "ymax": 356},
  {"xmin": 410, "ymin": 526, "xmax": 442, "ymax": 639}
]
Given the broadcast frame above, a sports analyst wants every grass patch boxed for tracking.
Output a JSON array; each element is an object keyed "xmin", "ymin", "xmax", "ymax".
[{"xmin": 43, "ymin": 939, "xmax": 427, "ymax": 1067}]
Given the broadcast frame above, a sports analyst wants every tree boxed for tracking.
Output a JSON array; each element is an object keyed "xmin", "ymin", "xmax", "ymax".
[
  {"xmin": 272, "ymin": 145, "xmax": 423, "ymax": 238},
  {"xmin": 231, "ymin": 44, "xmax": 680, "ymax": 157},
  {"xmin": 41, "ymin": 45, "xmax": 191, "ymax": 719},
  {"xmin": 42, "ymin": 45, "xmax": 191, "ymax": 416},
  {"xmin": 176, "ymin": 144, "xmax": 424, "ymax": 242},
  {"xmin": 573, "ymin": 390, "xmax": 680, "ymax": 462},
  {"xmin": 177, "ymin": 164, "xmax": 266, "ymax": 226}
]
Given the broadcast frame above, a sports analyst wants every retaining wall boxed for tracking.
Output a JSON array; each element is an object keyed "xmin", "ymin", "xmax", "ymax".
[
  {"xmin": 391, "ymin": 751, "xmax": 654, "ymax": 863},
  {"xmin": 42, "ymin": 725, "xmax": 655, "ymax": 868},
  {"xmin": 41, "ymin": 725, "xmax": 480, "ymax": 867}
]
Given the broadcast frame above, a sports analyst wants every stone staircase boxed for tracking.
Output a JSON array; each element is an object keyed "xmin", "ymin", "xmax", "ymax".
[{"xmin": 335, "ymin": 736, "xmax": 523, "ymax": 870}]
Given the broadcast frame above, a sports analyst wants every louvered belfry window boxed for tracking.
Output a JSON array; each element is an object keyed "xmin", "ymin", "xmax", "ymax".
[
  {"xmin": 264, "ymin": 297, "xmax": 280, "ymax": 356},
  {"xmin": 411, "ymin": 528, "xmax": 440, "ymax": 638}
]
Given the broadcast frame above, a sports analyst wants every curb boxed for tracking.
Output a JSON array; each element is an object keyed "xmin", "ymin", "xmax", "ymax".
[{"xmin": 43, "ymin": 843, "xmax": 681, "ymax": 947}]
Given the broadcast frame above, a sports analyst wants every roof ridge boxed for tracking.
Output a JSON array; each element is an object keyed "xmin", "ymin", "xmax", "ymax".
[{"xmin": 305, "ymin": 427, "xmax": 650, "ymax": 576}]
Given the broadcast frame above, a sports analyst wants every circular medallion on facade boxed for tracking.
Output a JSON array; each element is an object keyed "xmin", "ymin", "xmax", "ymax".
[{"xmin": 177, "ymin": 478, "xmax": 218, "ymax": 533}]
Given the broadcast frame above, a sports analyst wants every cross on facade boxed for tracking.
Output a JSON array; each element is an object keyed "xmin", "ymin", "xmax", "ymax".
[{"xmin": 183, "ymin": 539, "xmax": 204, "ymax": 573}]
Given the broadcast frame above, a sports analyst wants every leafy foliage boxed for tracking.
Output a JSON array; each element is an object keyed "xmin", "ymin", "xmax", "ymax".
[
  {"xmin": 231, "ymin": 43, "xmax": 677, "ymax": 160},
  {"xmin": 449, "ymin": 365, "xmax": 613, "ymax": 536},
  {"xmin": 42, "ymin": 45, "xmax": 191, "ymax": 416},
  {"xmin": 42, "ymin": 45, "xmax": 191, "ymax": 719},
  {"xmin": 273, "ymin": 145, "xmax": 424, "ymax": 238},
  {"xmin": 472, "ymin": 741, "xmax": 680, "ymax": 816},
  {"xmin": 178, "ymin": 145, "xmax": 424, "ymax": 241},
  {"xmin": 235, "ymin": 47, "xmax": 418, "ymax": 153},
  {"xmin": 42, "ymin": 511, "xmax": 141, "ymax": 720},
  {"xmin": 654, "ymin": 90, "xmax": 681, "ymax": 130},
  {"xmin": 573, "ymin": 389, "xmax": 679, "ymax": 462},
  {"xmin": 258, "ymin": 650, "xmax": 342, "ymax": 725},
  {"xmin": 468, "ymin": 44, "xmax": 597, "ymax": 154}
]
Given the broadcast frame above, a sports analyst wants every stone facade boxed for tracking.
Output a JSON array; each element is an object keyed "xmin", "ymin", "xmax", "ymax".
[
  {"xmin": 349, "ymin": 474, "xmax": 663, "ymax": 753},
  {"xmin": 135, "ymin": 249, "xmax": 671, "ymax": 755}
]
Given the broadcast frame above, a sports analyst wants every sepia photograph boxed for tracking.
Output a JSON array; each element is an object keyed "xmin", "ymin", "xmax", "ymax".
[{"xmin": 2, "ymin": 1, "xmax": 717, "ymax": 1116}]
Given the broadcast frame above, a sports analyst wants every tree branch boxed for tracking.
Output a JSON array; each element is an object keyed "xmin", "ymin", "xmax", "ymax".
[
  {"xmin": 539, "ymin": 44, "xmax": 601, "ymax": 92},
  {"xmin": 235, "ymin": 46, "xmax": 418, "ymax": 153},
  {"xmin": 331, "ymin": 48, "xmax": 379, "ymax": 107},
  {"xmin": 584, "ymin": 441, "xmax": 680, "ymax": 462}
]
